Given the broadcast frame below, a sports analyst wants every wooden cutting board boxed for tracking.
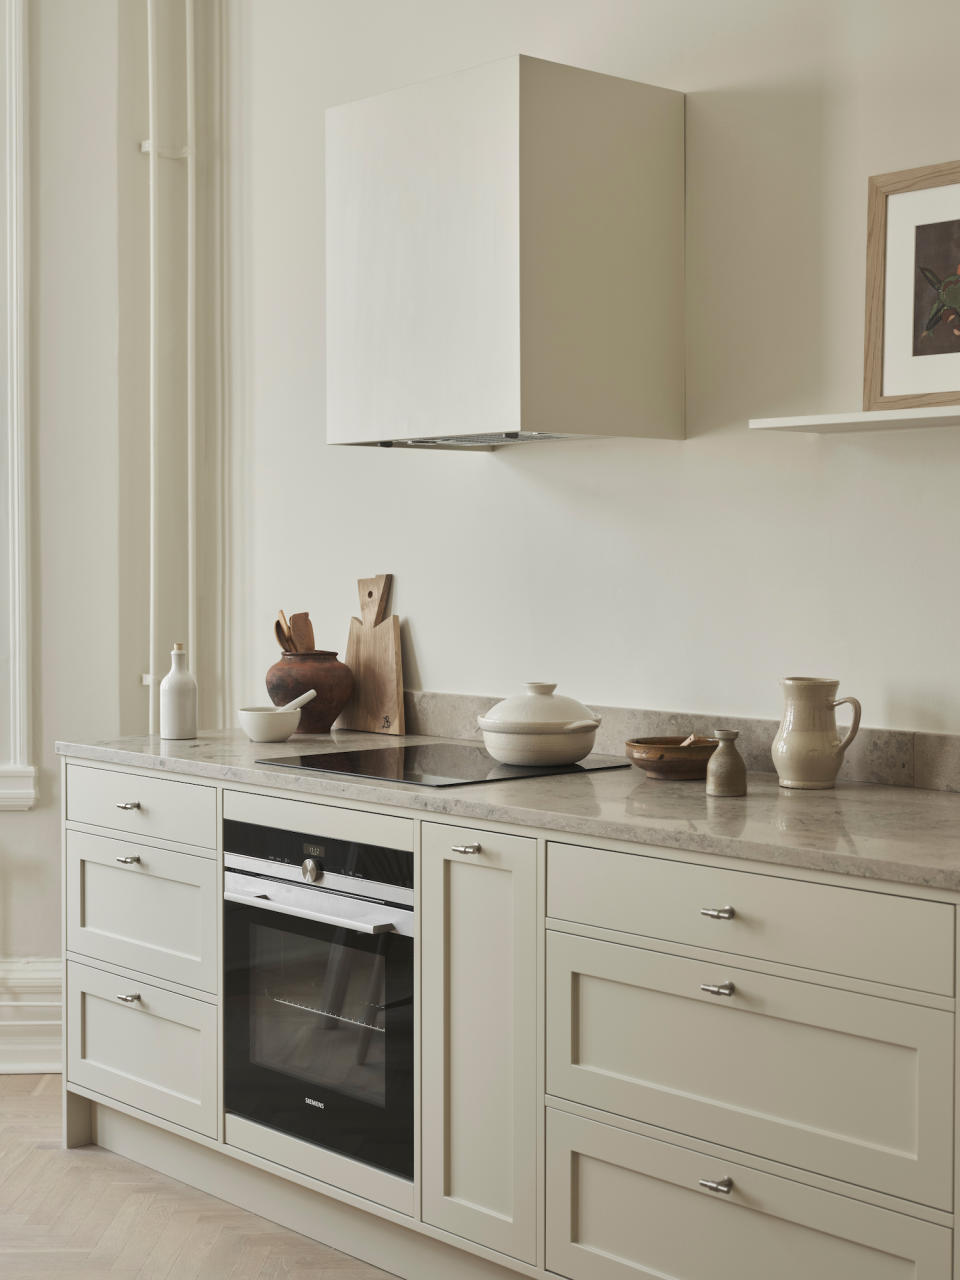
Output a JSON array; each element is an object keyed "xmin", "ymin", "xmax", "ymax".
[{"xmin": 337, "ymin": 574, "xmax": 405, "ymax": 735}]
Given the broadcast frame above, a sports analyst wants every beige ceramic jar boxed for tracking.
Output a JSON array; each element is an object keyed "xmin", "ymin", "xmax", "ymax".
[{"xmin": 771, "ymin": 677, "xmax": 861, "ymax": 790}]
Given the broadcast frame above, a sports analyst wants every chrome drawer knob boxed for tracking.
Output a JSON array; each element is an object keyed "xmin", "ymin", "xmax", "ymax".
[
  {"xmin": 115, "ymin": 993, "xmax": 141, "ymax": 1004},
  {"xmin": 700, "ymin": 981, "xmax": 736, "ymax": 997},
  {"xmin": 699, "ymin": 1176, "xmax": 734, "ymax": 1195},
  {"xmin": 451, "ymin": 844, "xmax": 482, "ymax": 855},
  {"xmin": 115, "ymin": 855, "xmax": 141, "ymax": 865},
  {"xmin": 116, "ymin": 801, "xmax": 141, "ymax": 811},
  {"xmin": 700, "ymin": 905, "xmax": 736, "ymax": 920}
]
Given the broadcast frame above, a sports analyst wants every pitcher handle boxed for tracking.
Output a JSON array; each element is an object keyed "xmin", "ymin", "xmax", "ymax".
[{"xmin": 833, "ymin": 696, "xmax": 861, "ymax": 755}]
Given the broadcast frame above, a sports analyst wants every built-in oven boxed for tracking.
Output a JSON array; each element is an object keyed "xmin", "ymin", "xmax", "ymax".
[{"xmin": 223, "ymin": 818, "xmax": 414, "ymax": 1181}]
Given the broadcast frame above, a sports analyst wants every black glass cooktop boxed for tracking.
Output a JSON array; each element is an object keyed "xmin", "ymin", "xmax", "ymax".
[{"xmin": 257, "ymin": 742, "xmax": 631, "ymax": 788}]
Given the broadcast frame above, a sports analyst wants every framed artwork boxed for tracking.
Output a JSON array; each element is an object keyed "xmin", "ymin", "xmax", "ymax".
[{"xmin": 863, "ymin": 159, "xmax": 960, "ymax": 410}]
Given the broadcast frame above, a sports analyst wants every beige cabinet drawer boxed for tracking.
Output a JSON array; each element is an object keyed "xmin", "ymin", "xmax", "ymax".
[
  {"xmin": 66, "ymin": 961, "xmax": 217, "ymax": 1137},
  {"xmin": 546, "ymin": 931, "xmax": 953, "ymax": 1208},
  {"xmin": 546, "ymin": 1109, "xmax": 952, "ymax": 1280},
  {"xmin": 67, "ymin": 764, "xmax": 217, "ymax": 851},
  {"xmin": 547, "ymin": 841, "xmax": 954, "ymax": 995},
  {"xmin": 66, "ymin": 831, "xmax": 218, "ymax": 993}
]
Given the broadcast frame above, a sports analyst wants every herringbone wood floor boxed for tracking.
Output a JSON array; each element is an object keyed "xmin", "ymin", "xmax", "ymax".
[{"xmin": 0, "ymin": 1075, "xmax": 394, "ymax": 1278}]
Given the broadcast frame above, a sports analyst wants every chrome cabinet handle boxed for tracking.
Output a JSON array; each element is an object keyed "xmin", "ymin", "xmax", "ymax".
[
  {"xmin": 700, "ymin": 905, "xmax": 736, "ymax": 920},
  {"xmin": 699, "ymin": 1176, "xmax": 734, "ymax": 1195},
  {"xmin": 451, "ymin": 844, "xmax": 482, "ymax": 855},
  {"xmin": 115, "ymin": 993, "xmax": 141, "ymax": 1004},
  {"xmin": 116, "ymin": 801, "xmax": 141, "ymax": 811},
  {"xmin": 115, "ymin": 855, "xmax": 141, "ymax": 865},
  {"xmin": 700, "ymin": 981, "xmax": 736, "ymax": 997}
]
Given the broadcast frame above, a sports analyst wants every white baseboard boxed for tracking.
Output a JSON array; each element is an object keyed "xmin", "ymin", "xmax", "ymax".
[{"xmin": 0, "ymin": 958, "xmax": 62, "ymax": 1073}]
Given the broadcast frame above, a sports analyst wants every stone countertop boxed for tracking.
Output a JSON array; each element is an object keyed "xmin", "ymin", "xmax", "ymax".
[{"xmin": 57, "ymin": 729, "xmax": 960, "ymax": 893}]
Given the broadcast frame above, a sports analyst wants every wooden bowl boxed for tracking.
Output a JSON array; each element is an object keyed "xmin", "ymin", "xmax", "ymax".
[{"xmin": 625, "ymin": 736, "xmax": 718, "ymax": 780}]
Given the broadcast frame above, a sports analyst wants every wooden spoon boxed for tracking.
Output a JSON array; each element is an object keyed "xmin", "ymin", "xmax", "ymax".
[
  {"xmin": 274, "ymin": 620, "xmax": 292, "ymax": 651},
  {"xmin": 278, "ymin": 610, "xmax": 293, "ymax": 646},
  {"xmin": 289, "ymin": 612, "xmax": 315, "ymax": 653}
]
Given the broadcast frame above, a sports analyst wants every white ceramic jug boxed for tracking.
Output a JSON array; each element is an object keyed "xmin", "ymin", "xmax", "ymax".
[{"xmin": 771, "ymin": 677, "xmax": 861, "ymax": 790}]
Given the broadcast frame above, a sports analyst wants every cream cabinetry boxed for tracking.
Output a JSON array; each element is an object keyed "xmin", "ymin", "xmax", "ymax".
[
  {"xmin": 547, "ymin": 929, "xmax": 953, "ymax": 1207},
  {"xmin": 420, "ymin": 822, "xmax": 538, "ymax": 1264},
  {"xmin": 67, "ymin": 763, "xmax": 217, "ymax": 850},
  {"xmin": 66, "ymin": 960, "xmax": 218, "ymax": 1137},
  {"xmin": 546, "ymin": 1108, "xmax": 952, "ymax": 1280},
  {"xmin": 547, "ymin": 839, "xmax": 955, "ymax": 995},
  {"xmin": 66, "ymin": 830, "xmax": 219, "ymax": 992}
]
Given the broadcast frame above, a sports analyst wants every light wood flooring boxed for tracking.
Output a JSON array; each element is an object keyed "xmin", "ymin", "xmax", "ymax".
[{"xmin": 0, "ymin": 1075, "xmax": 394, "ymax": 1278}]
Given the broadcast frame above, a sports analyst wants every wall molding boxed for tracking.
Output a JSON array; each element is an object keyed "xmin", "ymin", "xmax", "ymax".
[
  {"xmin": 2, "ymin": 0, "xmax": 35, "ymax": 810},
  {"xmin": 0, "ymin": 958, "xmax": 61, "ymax": 1073}
]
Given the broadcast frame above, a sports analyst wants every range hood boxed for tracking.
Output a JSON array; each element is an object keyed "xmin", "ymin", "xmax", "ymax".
[{"xmin": 325, "ymin": 56, "xmax": 684, "ymax": 450}]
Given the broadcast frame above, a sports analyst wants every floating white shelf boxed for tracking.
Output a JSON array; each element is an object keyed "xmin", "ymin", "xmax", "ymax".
[{"xmin": 749, "ymin": 406, "xmax": 960, "ymax": 434}]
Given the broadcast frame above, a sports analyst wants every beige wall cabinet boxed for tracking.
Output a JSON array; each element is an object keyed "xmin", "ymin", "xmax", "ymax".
[
  {"xmin": 545, "ymin": 1108, "xmax": 953, "ymax": 1280},
  {"xmin": 420, "ymin": 822, "xmax": 539, "ymax": 1263}
]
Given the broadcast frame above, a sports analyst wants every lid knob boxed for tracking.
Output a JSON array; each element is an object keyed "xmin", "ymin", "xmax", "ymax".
[{"xmin": 525, "ymin": 682, "xmax": 557, "ymax": 696}]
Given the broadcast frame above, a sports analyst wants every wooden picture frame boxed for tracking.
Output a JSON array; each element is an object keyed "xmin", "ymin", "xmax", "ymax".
[{"xmin": 863, "ymin": 159, "xmax": 960, "ymax": 410}]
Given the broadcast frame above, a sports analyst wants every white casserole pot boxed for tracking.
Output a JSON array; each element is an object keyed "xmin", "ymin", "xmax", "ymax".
[{"xmin": 478, "ymin": 682, "xmax": 601, "ymax": 765}]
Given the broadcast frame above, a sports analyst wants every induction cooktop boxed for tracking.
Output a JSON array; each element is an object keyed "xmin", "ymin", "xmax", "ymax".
[{"xmin": 256, "ymin": 742, "xmax": 631, "ymax": 788}]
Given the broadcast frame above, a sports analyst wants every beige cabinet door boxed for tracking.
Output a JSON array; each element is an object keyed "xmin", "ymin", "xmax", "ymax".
[
  {"xmin": 421, "ymin": 823, "xmax": 537, "ymax": 1264},
  {"xmin": 67, "ymin": 960, "xmax": 217, "ymax": 1137},
  {"xmin": 547, "ymin": 931, "xmax": 953, "ymax": 1208},
  {"xmin": 67, "ymin": 831, "xmax": 219, "ymax": 992},
  {"xmin": 546, "ymin": 1109, "xmax": 952, "ymax": 1280}
]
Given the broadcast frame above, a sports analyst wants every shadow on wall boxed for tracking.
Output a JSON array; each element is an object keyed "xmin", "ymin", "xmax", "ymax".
[{"xmin": 685, "ymin": 78, "xmax": 833, "ymax": 436}]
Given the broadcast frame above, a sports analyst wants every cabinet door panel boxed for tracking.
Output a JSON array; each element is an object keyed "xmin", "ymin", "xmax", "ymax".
[
  {"xmin": 66, "ymin": 961, "xmax": 217, "ymax": 1137},
  {"xmin": 67, "ymin": 831, "xmax": 218, "ymax": 992},
  {"xmin": 547, "ymin": 931, "xmax": 953, "ymax": 1208},
  {"xmin": 421, "ymin": 823, "xmax": 537, "ymax": 1263},
  {"xmin": 546, "ymin": 1109, "xmax": 952, "ymax": 1280}
]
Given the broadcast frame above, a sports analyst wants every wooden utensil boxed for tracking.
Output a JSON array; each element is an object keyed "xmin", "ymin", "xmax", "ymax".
[
  {"xmin": 274, "ymin": 619, "xmax": 291, "ymax": 651},
  {"xmin": 289, "ymin": 612, "xmax": 315, "ymax": 653},
  {"xmin": 278, "ymin": 610, "xmax": 294, "ymax": 649},
  {"xmin": 336, "ymin": 574, "xmax": 405, "ymax": 735}
]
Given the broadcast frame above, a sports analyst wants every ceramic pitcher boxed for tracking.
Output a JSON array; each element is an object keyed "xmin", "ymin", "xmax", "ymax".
[{"xmin": 771, "ymin": 677, "xmax": 861, "ymax": 790}]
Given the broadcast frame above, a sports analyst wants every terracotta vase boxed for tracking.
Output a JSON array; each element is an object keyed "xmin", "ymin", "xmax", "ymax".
[
  {"xmin": 265, "ymin": 651, "xmax": 355, "ymax": 734},
  {"xmin": 771, "ymin": 677, "xmax": 861, "ymax": 790}
]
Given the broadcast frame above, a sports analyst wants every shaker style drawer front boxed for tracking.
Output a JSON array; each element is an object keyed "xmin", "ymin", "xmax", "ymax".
[
  {"xmin": 66, "ymin": 764, "xmax": 217, "ymax": 851},
  {"xmin": 546, "ymin": 1109, "xmax": 953, "ymax": 1280},
  {"xmin": 546, "ymin": 931, "xmax": 954, "ymax": 1208},
  {"xmin": 66, "ymin": 831, "xmax": 219, "ymax": 992},
  {"xmin": 547, "ymin": 841, "xmax": 955, "ymax": 995},
  {"xmin": 66, "ymin": 961, "xmax": 217, "ymax": 1138}
]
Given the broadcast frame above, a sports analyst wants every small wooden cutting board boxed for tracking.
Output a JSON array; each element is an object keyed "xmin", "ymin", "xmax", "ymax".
[{"xmin": 336, "ymin": 574, "xmax": 405, "ymax": 735}]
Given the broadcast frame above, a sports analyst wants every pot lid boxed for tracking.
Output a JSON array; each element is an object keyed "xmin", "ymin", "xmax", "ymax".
[{"xmin": 478, "ymin": 683, "xmax": 600, "ymax": 735}]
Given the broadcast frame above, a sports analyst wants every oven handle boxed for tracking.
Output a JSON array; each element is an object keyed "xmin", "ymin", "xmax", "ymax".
[{"xmin": 224, "ymin": 889, "xmax": 397, "ymax": 935}]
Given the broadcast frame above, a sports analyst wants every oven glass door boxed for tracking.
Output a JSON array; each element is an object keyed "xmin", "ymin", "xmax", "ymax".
[{"xmin": 224, "ymin": 896, "xmax": 413, "ymax": 1179}]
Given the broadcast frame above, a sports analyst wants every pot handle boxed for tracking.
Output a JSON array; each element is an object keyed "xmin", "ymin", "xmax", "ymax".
[
  {"xmin": 565, "ymin": 720, "xmax": 600, "ymax": 733},
  {"xmin": 833, "ymin": 697, "xmax": 861, "ymax": 755}
]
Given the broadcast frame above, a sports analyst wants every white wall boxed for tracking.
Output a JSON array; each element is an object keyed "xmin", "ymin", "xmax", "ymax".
[
  {"xmin": 0, "ymin": 0, "xmax": 123, "ymax": 964},
  {"xmin": 226, "ymin": 0, "xmax": 960, "ymax": 734}
]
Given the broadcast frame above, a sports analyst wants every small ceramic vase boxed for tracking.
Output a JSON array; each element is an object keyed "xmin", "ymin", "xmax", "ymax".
[
  {"xmin": 159, "ymin": 642, "xmax": 198, "ymax": 740},
  {"xmin": 706, "ymin": 729, "xmax": 746, "ymax": 797},
  {"xmin": 265, "ymin": 651, "xmax": 355, "ymax": 734},
  {"xmin": 771, "ymin": 677, "xmax": 861, "ymax": 790}
]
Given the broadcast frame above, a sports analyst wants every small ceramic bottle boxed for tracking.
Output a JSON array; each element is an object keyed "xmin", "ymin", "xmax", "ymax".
[
  {"xmin": 160, "ymin": 642, "xmax": 198, "ymax": 740},
  {"xmin": 706, "ymin": 729, "xmax": 746, "ymax": 797}
]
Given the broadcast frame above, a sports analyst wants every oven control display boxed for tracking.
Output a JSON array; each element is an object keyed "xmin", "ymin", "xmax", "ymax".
[{"xmin": 303, "ymin": 842, "xmax": 325, "ymax": 862}]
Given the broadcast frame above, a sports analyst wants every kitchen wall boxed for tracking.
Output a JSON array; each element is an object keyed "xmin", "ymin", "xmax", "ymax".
[{"xmin": 226, "ymin": 0, "xmax": 960, "ymax": 734}]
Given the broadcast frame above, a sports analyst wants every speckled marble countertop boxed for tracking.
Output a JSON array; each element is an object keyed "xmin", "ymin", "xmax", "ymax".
[{"xmin": 57, "ymin": 730, "xmax": 960, "ymax": 893}]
